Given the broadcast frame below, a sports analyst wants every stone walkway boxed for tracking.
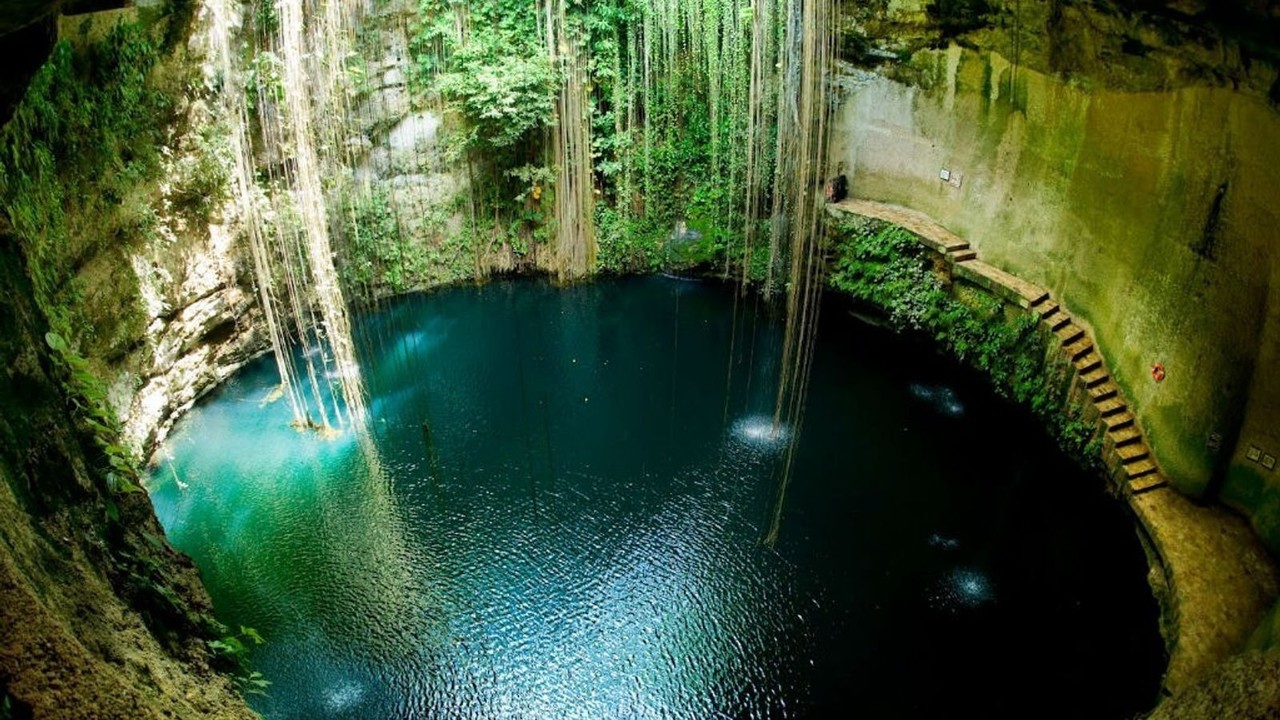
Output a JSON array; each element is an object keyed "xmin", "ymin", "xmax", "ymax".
[{"xmin": 829, "ymin": 197, "xmax": 1280, "ymax": 695}]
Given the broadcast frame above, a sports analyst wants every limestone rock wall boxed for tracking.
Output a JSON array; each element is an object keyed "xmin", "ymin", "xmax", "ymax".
[
  {"xmin": 829, "ymin": 46, "xmax": 1280, "ymax": 554},
  {"xmin": 339, "ymin": 0, "xmax": 500, "ymax": 290},
  {"xmin": 95, "ymin": 0, "xmax": 477, "ymax": 458},
  {"xmin": 112, "ymin": 220, "xmax": 265, "ymax": 457}
]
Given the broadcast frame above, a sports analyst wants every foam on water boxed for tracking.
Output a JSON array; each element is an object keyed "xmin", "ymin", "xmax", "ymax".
[
  {"xmin": 325, "ymin": 360, "xmax": 362, "ymax": 381},
  {"xmin": 729, "ymin": 415, "xmax": 792, "ymax": 452},
  {"xmin": 928, "ymin": 567, "xmax": 996, "ymax": 612},
  {"xmin": 909, "ymin": 383, "xmax": 965, "ymax": 418},
  {"xmin": 323, "ymin": 681, "xmax": 365, "ymax": 713}
]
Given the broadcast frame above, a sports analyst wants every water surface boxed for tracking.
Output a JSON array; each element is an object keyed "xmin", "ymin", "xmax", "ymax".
[{"xmin": 150, "ymin": 277, "xmax": 1164, "ymax": 718}]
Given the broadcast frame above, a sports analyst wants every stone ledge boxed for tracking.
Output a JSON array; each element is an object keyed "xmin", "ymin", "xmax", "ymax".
[{"xmin": 1130, "ymin": 487, "xmax": 1279, "ymax": 695}]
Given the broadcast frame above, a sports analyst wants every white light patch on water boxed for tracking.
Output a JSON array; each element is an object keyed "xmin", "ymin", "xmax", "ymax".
[
  {"xmin": 929, "ymin": 567, "xmax": 996, "ymax": 613},
  {"xmin": 909, "ymin": 383, "xmax": 965, "ymax": 418},
  {"xmin": 323, "ymin": 680, "xmax": 365, "ymax": 713},
  {"xmin": 928, "ymin": 533, "xmax": 960, "ymax": 551},
  {"xmin": 729, "ymin": 415, "xmax": 792, "ymax": 452}
]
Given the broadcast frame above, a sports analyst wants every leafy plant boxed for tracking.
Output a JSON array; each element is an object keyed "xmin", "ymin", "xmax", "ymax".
[
  {"xmin": 208, "ymin": 624, "xmax": 270, "ymax": 696},
  {"xmin": 339, "ymin": 189, "xmax": 408, "ymax": 293},
  {"xmin": 44, "ymin": 332, "xmax": 143, "ymax": 496},
  {"xmin": 400, "ymin": 0, "xmax": 757, "ymax": 278},
  {"xmin": 413, "ymin": 0, "xmax": 557, "ymax": 151},
  {"xmin": 168, "ymin": 120, "xmax": 233, "ymax": 221},
  {"xmin": 0, "ymin": 22, "xmax": 168, "ymax": 342}
]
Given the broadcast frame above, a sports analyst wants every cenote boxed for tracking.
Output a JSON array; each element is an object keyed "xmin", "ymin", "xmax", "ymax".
[{"xmin": 149, "ymin": 276, "xmax": 1164, "ymax": 718}]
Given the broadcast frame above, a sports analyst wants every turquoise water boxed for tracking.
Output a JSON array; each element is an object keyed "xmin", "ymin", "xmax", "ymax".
[{"xmin": 150, "ymin": 277, "xmax": 1164, "ymax": 718}]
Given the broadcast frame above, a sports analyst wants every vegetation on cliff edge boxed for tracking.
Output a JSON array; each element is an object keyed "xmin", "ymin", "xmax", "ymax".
[{"xmin": 828, "ymin": 218, "xmax": 1100, "ymax": 464}]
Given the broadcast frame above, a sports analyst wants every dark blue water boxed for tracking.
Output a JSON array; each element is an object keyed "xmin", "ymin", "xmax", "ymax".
[{"xmin": 149, "ymin": 276, "xmax": 1164, "ymax": 718}]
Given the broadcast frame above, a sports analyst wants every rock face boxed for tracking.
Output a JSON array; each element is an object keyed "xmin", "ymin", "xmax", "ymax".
[
  {"xmin": 0, "ymin": 243, "xmax": 256, "ymax": 719},
  {"xmin": 2, "ymin": 0, "xmax": 1278, "ymax": 716},
  {"xmin": 339, "ymin": 0, "xmax": 486, "ymax": 292},
  {"xmin": 0, "ymin": 5, "xmax": 265, "ymax": 718},
  {"xmin": 52, "ymin": 0, "xmax": 475, "ymax": 458},
  {"xmin": 841, "ymin": 0, "xmax": 1280, "ymax": 100},
  {"xmin": 1148, "ymin": 650, "xmax": 1280, "ymax": 719},
  {"xmin": 116, "ymin": 221, "xmax": 265, "ymax": 457}
]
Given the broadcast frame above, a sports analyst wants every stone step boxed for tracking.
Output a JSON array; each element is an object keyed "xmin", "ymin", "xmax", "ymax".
[
  {"xmin": 954, "ymin": 261, "xmax": 1048, "ymax": 308},
  {"xmin": 1130, "ymin": 474, "xmax": 1168, "ymax": 495},
  {"xmin": 1125, "ymin": 457, "xmax": 1159, "ymax": 479},
  {"xmin": 1080, "ymin": 363, "xmax": 1111, "ymax": 386},
  {"xmin": 1023, "ymin": 288, "xmax": 1051, "ymax": 308},
  {"xmin": 1117, "ymin": 443, "xmax": 1151, "ymax": 464},
  {"xmin": 1104, "ymin": 411, "xmax": 1135, "ymax": 430},
  {"xmin": 1077, "ymin": 355, "xmax": 1105, "ymax": 378},
  {"xmin": 1056, "ymin": 324, "xmax": 1086, "ymax": 345},
  {"xmin": 1030, "ymin": 293, "xmax": 1052, "ymax": 309},
  {"xmin": 1096, "ymin": 396, "xmax": 1127, "ymax": 417},
  {"xmin": 951, "ymin": 249, "xmax": 977, "ymax": 263},
  {"xmin": 1090, "ymin": 381, "xmax": 1120, "ymax": 403},
  {"xmin": 1037, "ymin": 301, "xmax": 1060, "ymax": 318},
  {"xmin": 1048, "ymin": 312, "xmax": 1072, "ymax": 332},
  {"xmin": 1064, "ymin": 338, "xmax": 1094, "ymax": 361},
  {"xmin": 1109, "ymin": 425, "xmax": 1143, "ymax": 447}
]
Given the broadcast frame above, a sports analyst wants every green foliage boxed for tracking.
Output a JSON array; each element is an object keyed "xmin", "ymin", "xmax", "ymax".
[
  {"xmin": 339, "ymin": 189, "xmax": 410, "ymax": 293},
  {"xmin": 250, "ymin": 0, "xmax": 279, "ymax": 37},
  {"xmin": 0, "ymin": 22, "xmax": 166, "ymax": 508},
  {"xmin": 0, "ymin": 23, "xmax": 168, "ymax": 337},
  {"xmin": 437, "ymin": 50, "xmax": 556, "ymax": 150},
  {"xmin": 413, "ymin": 0, "xmax": 557, "ymax": 151},
  {"xmin": 407, "ymin": 0, "xmax": 566, "ymax": 264},
  {"xmin": 595, "ymin": 205, "xmax": 665, "ymax": 273},
  {"xmin": 829, "ymin": 220, "xmax": 1100, "ymax": 464},
  {"xmin": 169, "ymin": 120, "xmax": 233, "ymax": 222},
  {"xmin": 402, "ymin": 0, "xmax": 751, "ymax": 277},
  {"xmin": 829, "ymin": 223, "xmax": 947, "ymax": 328},
  {"xmin": 245, "ymin": 51, "xmax": 284, "ymax": 110},
  {"xmin": 208, "ymin": 624, "xmax": 270, "ymax": 696},
  {"xmin": 502, "ymin": 163, "xmax": 554, "ymax": 255},
  {"xmin": 44, "ymin": 332, "xmax": 142, "ymax": 496},
  {"xmin": 338, "ymin": 189, "xmax": 478, "ymax": 295}
]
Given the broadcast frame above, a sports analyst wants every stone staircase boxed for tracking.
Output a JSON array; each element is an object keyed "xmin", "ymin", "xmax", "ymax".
[
  {"xmin": 1030, "ymin": 294, "xmax": 1169, "ymax": 495},
  {"xmin": 829, "ymin": 198, "xmax": 1167, "ymax": 496}
]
